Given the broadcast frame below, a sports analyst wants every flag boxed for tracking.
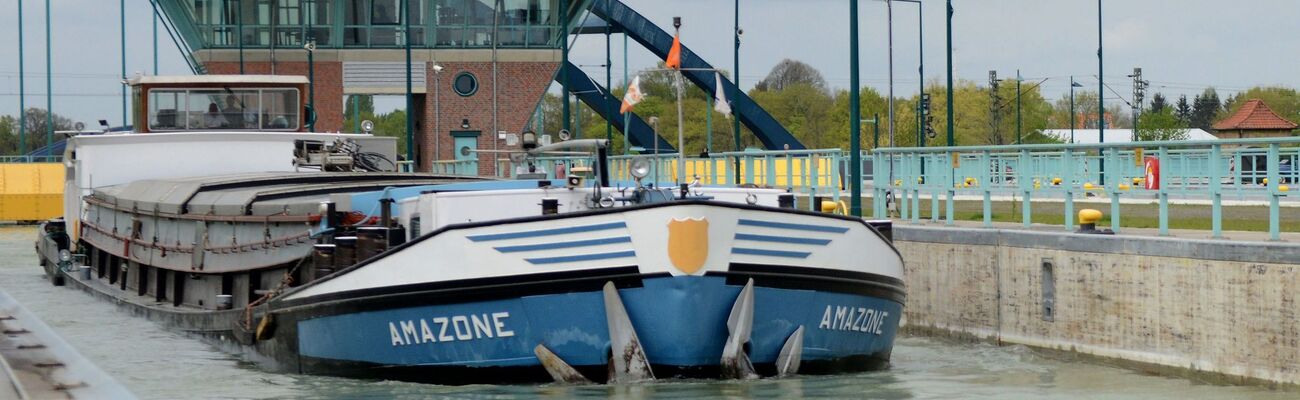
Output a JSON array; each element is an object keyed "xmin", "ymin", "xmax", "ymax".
[
  {"xmin": 665, "ymin": 34, "xmax": 682, "ymax": 70},
  {"xmin": 713, "ymin": 72, "xmax": 732, "ymax": 118},
  {"xmin": 620, "ymin": 76, "xmax": 644, "ymax": 114}
]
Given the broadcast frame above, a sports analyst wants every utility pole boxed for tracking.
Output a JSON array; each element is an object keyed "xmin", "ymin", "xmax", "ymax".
[
  {"xmin": 988, "ymin": 71, "xmax": 1001, "ymax": 145},
  {"xmin": 45, "ymin": 0, "xmax": 52, "ymax": 145},
  {"xmin": 1129, "ymin": 67, "xmax": 1146, "ymax": 141}
]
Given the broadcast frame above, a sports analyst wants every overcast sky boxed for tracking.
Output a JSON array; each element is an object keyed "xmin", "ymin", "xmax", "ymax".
[{"xmin": 3, "ymin": 0, "xmax": 1299, "ymax": 126}]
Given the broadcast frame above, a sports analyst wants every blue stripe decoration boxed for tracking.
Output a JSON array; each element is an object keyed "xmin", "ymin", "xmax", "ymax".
[
  {"xmin": 467, "ymin": 222, "xmax": 627, "ymax": 242},
  {"xmin": 494, "ymin": 236, "xmax": 633, "ymax": 253},
  {"xmin": 734, "ymin": 233, "xmax": 831, "ymax": 246},
  {"xmin": 525, "ymin": 250, "xmax": 638, "ymax": 265},
  {"xmin": 737, "ymin": 219, "xmax": 850, "ymax": 234},
  {"xmin": 732, "ymin": 247, "xmax": 812, "ymax": 259}
]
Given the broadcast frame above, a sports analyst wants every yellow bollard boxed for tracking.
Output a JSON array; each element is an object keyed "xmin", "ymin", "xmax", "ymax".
[
  {"xmin": 1076, "ymin": 209, "xmax": 1111, "ymax": 234},
  {"xmin": 894, "ymin": 179, "xmax": 903, "ymax": 186},
  {"xmin": 1262, "ymin": 178, "xmax": 1269, "ymax": 185},
  {"xmin": 1083, "ymin": 182, "xmax": 1095, "ymax": 190},
  {"xmin": 1281, "ymin": 185, "xmax": 1291, "ymax": 192},
  {"xmin": 1052, "ymin": 177, "xmax": 1062, "ymax": 185},
  {"xmin": 820, "ymin": 200, "xmax": 839, "ymax": 214},
  {"xmin": 1118, "ymin": 183, "xmax": 1131, "ymax": 191},
  {"xmin": 1132, "ymin": 177, "xmax": 1143, "ymax": 185}
]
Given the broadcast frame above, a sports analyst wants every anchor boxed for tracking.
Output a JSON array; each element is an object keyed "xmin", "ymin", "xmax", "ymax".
[
  {"xmin": 721, "ymin": 278, "xmax": 759, "ymax": 379},
  {"xmin": 603, "ymin": 281, "xmax": 655, "ymax": 383},
  {"xmin": 534, "ymin": 344, "xmax": 593, "ymax": 384},
  {"xmin": 775, "ymin": 325, "xmax": 805, "ymax": 377}
]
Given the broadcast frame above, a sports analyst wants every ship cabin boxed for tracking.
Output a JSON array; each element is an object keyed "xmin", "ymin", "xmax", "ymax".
[{"xmin": 130, "ymin": 75, "xmax": 312, "ymax": 133}]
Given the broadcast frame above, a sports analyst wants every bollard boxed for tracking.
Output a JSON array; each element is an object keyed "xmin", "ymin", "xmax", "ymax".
[{"xmin": 1075, "ymin": 209, "xmax": 1114, "ymax": 235}]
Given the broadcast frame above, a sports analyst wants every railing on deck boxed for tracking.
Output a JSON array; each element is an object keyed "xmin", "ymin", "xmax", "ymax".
[
  {"xmin": 491, "ymin": 149, "xmax": 853, "ymax": 211},
  {"xmin": 873, "ymin": 137, "xmax": 1299, "ymax": 240}
]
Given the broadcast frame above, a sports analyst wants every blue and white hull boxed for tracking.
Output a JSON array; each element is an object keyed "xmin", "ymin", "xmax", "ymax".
[{"xmin": 268, "ymin": 201, "xmax": 904, "ymax": 383}]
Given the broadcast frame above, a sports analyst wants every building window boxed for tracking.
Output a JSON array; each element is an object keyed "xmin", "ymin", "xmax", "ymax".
[
  {"xmin": 180, "ymin": 0, "xmax": 559, "ymax": 50},
  {"xmin": 147, "ymin": 88, "xmax": 300, "ymax": 131},
  {"xmin": 453, "ymin": 72, "xmax": 478, "ymax": 96}
]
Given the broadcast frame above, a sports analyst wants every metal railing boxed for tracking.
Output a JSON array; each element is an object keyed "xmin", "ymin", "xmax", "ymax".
[
  {"xmin": 0, "ymin": 156, "xmax": 62, "ymax": 163},
  {"xmin": 873, "ymin": 137, "xmax": 1299, "ymax": 240}
]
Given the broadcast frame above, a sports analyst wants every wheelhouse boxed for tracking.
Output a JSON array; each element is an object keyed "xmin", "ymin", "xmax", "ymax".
[{"xmin": 130, "ymin": 75, "xmax": 311, "ymax": 133}]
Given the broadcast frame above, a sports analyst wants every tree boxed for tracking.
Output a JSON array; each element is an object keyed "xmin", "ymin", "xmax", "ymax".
[
  {"xmin": 1175, "ymin": 95, "xmax": 1192, "ymax": 124},
  {"xmin": 753, "ymin": 59, "xmax": 828, "ymax": 94},
  {"xmin": 1150, "ymin": 93, "xmax": 1168, "ymax": 114},
  {"xmin": 1190, "ymin": 88, "xmax": 1221, "ymax": 131},
  {"xmin": 1134, "ymin": 108, "xmax": 1189, "ymax": 141}
]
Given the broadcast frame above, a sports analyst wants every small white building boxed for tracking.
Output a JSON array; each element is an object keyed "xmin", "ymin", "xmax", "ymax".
[{"xmin": 1040, "ymin": 129, "xmax": 1218, "ymax": 144}]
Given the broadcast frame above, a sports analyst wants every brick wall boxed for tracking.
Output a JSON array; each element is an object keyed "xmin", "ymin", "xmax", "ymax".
[{"xmin": 421, "ymin": 61, "xmax": 558, "ymax": 174}]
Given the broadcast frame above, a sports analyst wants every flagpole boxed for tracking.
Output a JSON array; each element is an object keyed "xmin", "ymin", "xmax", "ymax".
[
  {"xmin": 622, "ymin": 33, "xmax": 630, "ymax": 155},
  {"xmin": 673, "ymin": 17, "xmax": 684, "ymax": 184}
]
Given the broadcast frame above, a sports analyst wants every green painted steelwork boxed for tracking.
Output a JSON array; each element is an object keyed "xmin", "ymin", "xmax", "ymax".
[{"xmin": 156, "ymin": 0, "xmax": 572, "ymax": 52}]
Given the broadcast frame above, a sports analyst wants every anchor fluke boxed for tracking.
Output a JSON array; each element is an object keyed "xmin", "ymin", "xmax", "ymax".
[
  {"xmin": 721, "ymin": 278, "xmax": 759, "ymax": 380},
  {"xmin": 534, "ymin": 344, "xmax": 593, "ymax": 384},
  {"xmin": 775, "ymin": 325, "xmax": 805, "ymax": 377},
  {"xmin": 603, "ymin": 281, "xmax": 655, "ymax": 383}
]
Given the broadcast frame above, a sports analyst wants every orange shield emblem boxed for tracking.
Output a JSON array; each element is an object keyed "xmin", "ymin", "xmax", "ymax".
[{"xmin": 667, "ymin": 217, "xmax": 709, "ymax": 274}]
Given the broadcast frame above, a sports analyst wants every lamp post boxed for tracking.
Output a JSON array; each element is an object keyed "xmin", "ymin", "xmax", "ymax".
[
  {"xmin": 1097, "ymin": 0, "xmax": 1106, "ymax": 183},
  {"xmin": 120, "ymin": 0, "xmax": 127, "ymax": 129},
  {"xmin": 945, "ymin": 0, "xmax": 954, "ymax": 147},
  {"xmin": 849, "ymin": 0, "xmax": 862, "ymax": 216},
  {"xmin": 732, "ymin": 0, "xmax": 741, "ymax": 152},
  {"xmin": 18, "ymin": 0, "xmax": 25, "ymax": 157},
  {"xmin": 306, "ymin": 40, "xmax": 315, "ymax": 132},
  {"xmin": 895, "ymin": 0, "xmax": 923, "ymax": 146},
  {"xmin": 1070, "ymin": 76, "xmax": 1083, "ymax": 143},
  {"xmin": 404, "ymin": 0, "xmax": 414, "ymax": 166},
  {"xmin": 433, "ymin": 63, "xmax": 443, "ymax": 163},
  {"xmin": 45, "ymin": 0, "xmax": 52, "ymax": 145}
]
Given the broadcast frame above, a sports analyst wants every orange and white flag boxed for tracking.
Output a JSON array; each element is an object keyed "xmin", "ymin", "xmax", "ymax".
[
  {"xmin": 665, "ymin": 34, "xmax": 683, "ymax": 70},
  {"xmin": 620, "ymin": 76, "xmax": 644, "ymax": 114}
]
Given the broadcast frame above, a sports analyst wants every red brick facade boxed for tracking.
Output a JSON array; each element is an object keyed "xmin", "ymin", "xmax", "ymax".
[
  {"xmin": 201, "ymin": 60, "xmax": 557, "ymax": 176},
  {"xmin": 422, "ymin": 61, "xmax": 558, "ymax": 175}
]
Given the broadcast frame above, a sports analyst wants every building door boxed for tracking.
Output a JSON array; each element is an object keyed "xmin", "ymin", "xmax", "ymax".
[{"xmin": 453, "ymin": 132, "xmax": 479, "ymax": 175}]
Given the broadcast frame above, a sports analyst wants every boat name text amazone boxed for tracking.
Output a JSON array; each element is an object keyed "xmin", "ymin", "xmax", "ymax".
[
  {"xmin": 388, "ymin": 312, "xmax": 514, "ymax": 346},
  {"xmin": 818, "ymin": 305, "xmax": 888, "ymax": 335}
]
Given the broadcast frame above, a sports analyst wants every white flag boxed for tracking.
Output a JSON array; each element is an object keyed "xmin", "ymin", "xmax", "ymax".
[
  {"xmin": 620, "ymin": 76, "xmax": 644, "ymax": 114},
  {"xmin": 713, "ymin": 72, "xmax": 732, "ymax": 118}
]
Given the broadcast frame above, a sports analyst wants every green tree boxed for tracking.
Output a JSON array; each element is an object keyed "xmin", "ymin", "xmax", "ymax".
[{"xmin": 1134, "ymin": 108, "xmax": 1189, "ymax": 141}]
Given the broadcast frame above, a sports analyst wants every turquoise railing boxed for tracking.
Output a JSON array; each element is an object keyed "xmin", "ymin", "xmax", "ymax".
[
  {"xmin": 873, "ymin": 137, "xmax": 1299, "ymax": 240},
  {"xmin": 0, "ymin": 156, "xmax": 61, "ymax": 163}
]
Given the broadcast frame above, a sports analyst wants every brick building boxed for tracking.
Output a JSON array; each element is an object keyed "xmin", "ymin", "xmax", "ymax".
[
  {"xmin": 156, "ymin": 0, "xmax": 576, "ymax": 174},
  {"xmin": 1211, "ymin": 99, "xmax": 1299, "ymax": 139}
]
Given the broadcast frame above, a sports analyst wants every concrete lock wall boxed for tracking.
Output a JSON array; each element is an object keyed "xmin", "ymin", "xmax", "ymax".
[{"xmin": 894, "ymin": 226, "xmax": 1300, "ymax": 386}]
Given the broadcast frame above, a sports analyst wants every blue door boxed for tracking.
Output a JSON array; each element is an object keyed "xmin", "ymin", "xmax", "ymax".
[{"xmin": 454, "ymin": 135, "xmax": 478, "ymax": 175}]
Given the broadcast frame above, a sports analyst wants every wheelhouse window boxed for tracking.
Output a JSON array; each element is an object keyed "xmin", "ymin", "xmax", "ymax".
[{"xmin": 147, "ymin": 88, "xmax": 300, "ymax": 131}]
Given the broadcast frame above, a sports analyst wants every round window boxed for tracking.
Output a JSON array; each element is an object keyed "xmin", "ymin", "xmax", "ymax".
[{"xmin": 453, "ymin": 72, "xmax": 478, "ymax": 97}]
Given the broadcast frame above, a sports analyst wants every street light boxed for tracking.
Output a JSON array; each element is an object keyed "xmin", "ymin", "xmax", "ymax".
[
  {"xmin": 1070, "ymin": 77, "xmax": 1083, "ymax": 143},
  {"xmin": 433, "ymin": 63, "xmax": 444, "ymax": 162}
]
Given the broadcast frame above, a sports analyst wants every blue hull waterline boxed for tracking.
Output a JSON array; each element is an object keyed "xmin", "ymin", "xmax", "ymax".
[{"xmin": 296, "ymin": 276, "xmax": 901, "ymax": 375}]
